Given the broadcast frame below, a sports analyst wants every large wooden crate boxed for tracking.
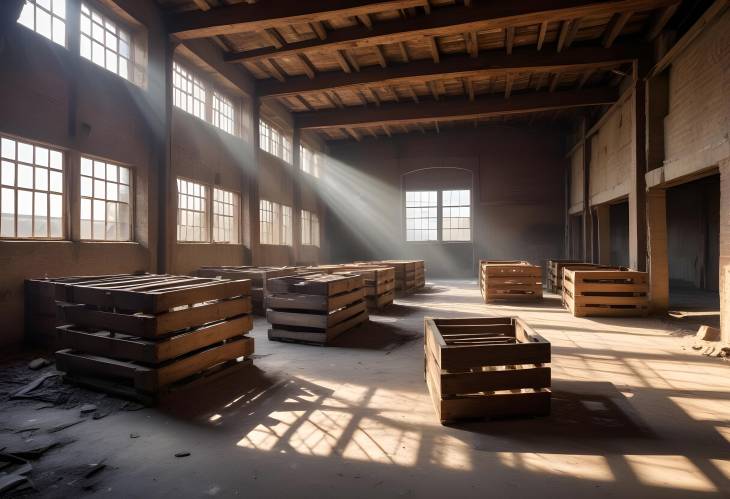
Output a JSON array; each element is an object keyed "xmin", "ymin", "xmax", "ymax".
[
  {"xmin": 361, "ymin": 260, "xmax": 425, "ymax": 294},
  {"xmin": 53, "ymin": 274, "xmax": 255, "ymax": 403},
  {"xmin": 479, "ymin": 260, "xmax": 543, "ymax": 302},
  {"xmin": 306, "ymin": 264, "xmax": 395, "ymax": 310},
  {"xmin": 25, "ymin": 273, "xmax": 145, "ymax": 348},
  {"xmin": 267, "ymin": 273, "xmax": 368, "ymax": 345},
  {"xmin": 197, "ymin": 266, "xmax": 301, "ymax": 315},
  {"xmin": 424, "ymin": 316, "xmax": 551, "ymax": 423},
  {"xmin": 562, "ymin": 267, "xmax": 649, "ymax": 317},
  {"xmin": 546, "ymin": 260, "xmax": 584, "ymax": 293}
]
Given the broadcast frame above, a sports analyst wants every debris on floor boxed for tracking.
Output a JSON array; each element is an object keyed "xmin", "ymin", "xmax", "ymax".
[{"xmin": 688, "ymin": 325, "xmax": 730, "ymax": 358}]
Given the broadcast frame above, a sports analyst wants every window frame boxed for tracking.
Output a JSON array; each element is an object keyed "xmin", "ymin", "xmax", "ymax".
[
  {"xmin": 405, "ymin": 190, "xmax": 438, "ymax": 243},
  {"xmin": 176, "ymin": 177, "xmax": 209, "ymax": 243},
  {"xmin": 260, "ymin": 198, "xmax": 293, "ymax": 246},
  {"xmin": 17, "ymin": 0, "xmax": 67, "ymax": 47},
  {"xmin": 1, "ymin": 134, "xmax": 66, "ymax": 240},
  {"xmin": 299, "ymin": 144, "xmax": 321, "ymax": 178},
  {"xmin": 441, "ymin": 189, "xmax": 471, "ymax": 242},
  {"xmin": 259, "ymin": 119, "xmax": 292, "ymax": 164},
  {"xmin": 212, "ymin": 186, "xmax": 240, "ymax": 244},
  {"xmin": 404, "ymin": 189, "xmax": 472, "ymax": 244},
  {"xmin": 79, "ymin": 2, "xmax": 133, "ymax": 81},
  {"xmin": 79, "ymin": 155, "xmax": 133, "ymax": 242},
  {"xmin": 300, "ymin": 209, "xmax": 320, "ymax": 247}
]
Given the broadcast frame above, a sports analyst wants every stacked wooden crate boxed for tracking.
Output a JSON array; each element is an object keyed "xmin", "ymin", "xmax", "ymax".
[
  {"xmin": 197, "ymin": 266, "xmax": 300, "ymax": 315},
  {"xmin": 267, "ymin": 273, "xmax": 368, "ymax": 345},
  {"xmin": 366, "ymin": 260, "xmax": 423, "ymax": 294},
  {"xmin": 424, "ymin": 316, "xmax": 551, "ymax": 423},
  {"xmin": 479, "ymin": 260, "xmax": 543, "ymax": 302},
  {"xmin": 562, "ymin": 266, "xmax": 649, "ymax": 317},
  {"xmin": 414, "ymin": 260, "xmax": 426, "ymax": 289},
  {"xmin": 53, "ymin": 274, "xmax": 254, "ymax": 403},
  {"xmin": 306, "ymin": 264, "xmax": 395, "ymax": 309},
  {"xmin": 25, "ymin": 273, "xmax": 143, "ymax": 348},
  {"xmin": 546, "ymin": 260, "xmax": 584, "ymax": 293}
]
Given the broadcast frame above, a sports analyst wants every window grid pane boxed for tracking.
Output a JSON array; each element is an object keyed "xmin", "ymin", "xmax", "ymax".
[
  {"xmin": 80, "ymin": 157, "xmax": 131, "ymax": 241},
  {"xmin": 173, "ymin": 62, "xmax": 206, "ymax": 120},
  {"xmin": 213, "ymin": 187, "xmax": 239, "ymax": 243},
  {"xmin": 1, "ymin": 135, "xmax": 64, "ymax": 239},
  {"xmin": 299, "ymin": 144, "xmax": 320, "ymax": 178},
  {"xmin": 260, "ymin": 199, "xmax": 292, "ymax": 246},
  {"xmin": 18, "ymin": 0, "xmax": 66, "ymax": 47},
  {"xmin": 212, "ymin": 92, "xmax": 234, "ymax": 135},
  {"xmin": 442, "ymin": 189, "xmax": 471, "ymax": 241},
  {"xmin": 176, "ymin": 178, "xmax": 208, "ymax": 242},
  {"xmin": 259, "ymin": 119, "xmax": 292, "ymax": 164},
  {"xmin": 405, "ymin": 191, "xmax": 437, "ymax": 242},
  {"xmin": 80, "ymin": 3, "xmax": 130, "ymax": 80}
]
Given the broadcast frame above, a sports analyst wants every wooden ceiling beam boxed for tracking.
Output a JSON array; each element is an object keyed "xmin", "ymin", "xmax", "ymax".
[
  {"xmin": 311, "ymin": 21, "xmax": 328, "ymax": 40},
  {"xmin": 428, "ymin": 80, "xmax": 439, "ymax": 100},
  {"xmin": 298, "ymin": 53, "xmax": 316, "ymax": 79},
  {"xmin": 564, "ymin": 17, "xmax": 582, "ymax": 48},
  {"xmin": 602, "ymin": 11, "xmax": 632, "ymax": 47},
  {"xmin": 645, "ymin": 3, "xmax": 680, "ymax": 40},
  {"xmin": 504, "ymin": 73, "xmax": 515, "ymax": 98},
  {"xmin": 556, "ymin": 20, "xmax": 571, "ymax": 52},
  {"xmin": 296, "ymin": 87, "xmax": 619, "ymax": 129},
  {"xmin": 428, "ymin": 37, "xmax": 440, "ymax": 63},
  {"xmin": 223, "ymin": 0, "xmax": 677, "ymax": 63},
  {"xmin": 373, "ymin": 44, "xmax": 388, "ymax": 67},
  {"xmin": 536, "ymin": 21, "xmax": 547, "ymax": 50},
  {"xmin": 505, "ymin": 26, "xmax": 515, "ymax": 55},
  {"xmin": 398, "ymin": 42, "xmax": 410, "ymax": 62},
  {"xmin": 334, "ymin": 49, "xmax": 352, "ymax": 73},
  {"xmin": 577, "ymin": 68, "xmax": 596, "ymax": 89},
  {"xmin": 169, "ymin": 0, "xmax": 427, "ymax": 39},
  {"xmin": 262, "ymin": 28, "xmax": 285, "ymax": 48},
  {"xmin": 256, "ymin": 43, "xmax": 644, "ymax": 97}
]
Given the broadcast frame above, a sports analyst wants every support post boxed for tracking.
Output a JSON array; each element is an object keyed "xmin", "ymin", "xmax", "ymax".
[
  {"xmin": 629, "ymin": 60, "xmax": 648, "ymax": 271},
  {"xmin": 647, "ymin": 188, "xmax": 669, "ymax": 313},
  {"xmin": 581, "ymin": 117, "xmax": 592, "ymax": 262},
  {"xmin": 719, "ymin": 159, "xmax": 730, "ymax": 343},
  {"xmin": 595, "ymin": 204, "xmax": 611, "ymax": 265},
  {"xmin": 249, "ymin": 100, "xmax": 261, "ymax": 265},
  {"xmin": 292, "ymin": 127, "xmax": 303, "ymax": 265}
]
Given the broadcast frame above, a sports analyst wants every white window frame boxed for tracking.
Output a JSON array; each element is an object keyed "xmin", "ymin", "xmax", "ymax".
[
  {"xmin": 212, "ymin": 187, "xmax": 240, "ymax": 244},
  {"xmin": 405, "ymin": 189, "xmax": 472, "ymax": 243},
  {"xmin": 259, "ymin": 119, "xmax": 292, "ymax": 164},
  {"xmin": 80, "ymin": 3, "xmax": 132, "ymax": 80},
  {"xmin": 405, "ymin": 191, "xmax": 438, "ymax": 242},
  {"xmin": 173, "ymin": 62, "xmax": 206, "ymax": 120},
  {"xmin": 17, "ymin": 0, "xmax": 67, "ymax": 47},
  {"xmin": 441, "ymin": 189, "xmax": 471, "ymax": 242},
  {"xmin": 301, "ymin": 209, "xmax": 320, "ymax": 247},
  {"xmin": 260, "ymin": 199, "xmax": 292, "ymax": 246},
  {"xmin": 176, "ymin": 178, "xmax": 209, "ymax": 243},
  {"xmin": 299, "ymin": 144, "xmax": 320, "ymax": 178},
  {"xmin": 80, "ymin": 156, "xmax": 132, "ymax": 241},
  {"xmin": 212, "ymin": 92, "xmax": 234, "ymax": 135},
  {"xmin": 1, "ymin": 135, "xmax": 65, "ymax": 240}
]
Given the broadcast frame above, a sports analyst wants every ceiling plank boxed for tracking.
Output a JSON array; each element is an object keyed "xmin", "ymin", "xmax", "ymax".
[
  {"xmin": 223, "ymin": 0, "xmax": 676, "ymax": 63},
  {"xmin": 556, "ymin": 20, "xmax": 571, "ymax": 52},
  {"xmin": 256, "ymin": 43, "xmax": 643, "ymax": 98},
  {"xmin": 344, "ymin": 49, "xmax": 361, "ymax": 71},
  {"xmin": 564, "ymin": 17, "xmax": 582, "ymax": 48},
  {"xmin": 191, "ymin": 0, "xmax": 211, "ymax": 12},
  {"xmin": 428, "ymin": 80, "xmax": 440, "ymax": 100},
  {"xmin": 549, "ymin": 72, "xmax": 561, "ymax": 92},
  {"xmin": 504, "ymin": 73, "xmax": 514, "ymax": 98},
  {"xmin": 645, "ymin": 3, "xmax": 680, "ymax": 40},
  {"xmin": 169, "ymin": 0, "xmax": 427, "ymax": 39},
  {"xmin": 463, "ymin": 77, "xmax": 474, "ymax": 101},
  {"xmin": 296, "ymin": 87, "xmax": 619, "ymax": 129},
  {"xmin": 536, "ymin": 21, "xmax": 548, "ymax": 50},
  {"xmin": 311, "ymin": 21, "xmax": 327, "ymax": 40},
  {"xmin": 334, "ymin": 49, "xmax": 352, "ymax": 73},
  {"xmin": 398, "ymin": 41, "xmax": 410, "ymax": 62},
  {"xmin": 429, "ymin": 36, "xmax": 440, "ymax": 63},
  {"xmin": 262, "ymin": 28, "xmax": 285, "ymax": 48},
  {"xmin": 505, "ymin": 26, "xmax": 515, "ymax": 55},
  {"xmin": 602, "ymin": 11, "xmax": 632, "ymax": 47},
  {"xmin": 357, "ymin": 13, "xmax": 373, "ymax": 29},
  {"xmin": 298, "ymin": 53, "xmax": 316, "ymax": 78},
  {"xmin": 577, "ymin": 68, "xmax": 595, "ymax": 88},
  {"xmin": 373, "ymin": 44, "xmax": 388, "ymax": 67}
]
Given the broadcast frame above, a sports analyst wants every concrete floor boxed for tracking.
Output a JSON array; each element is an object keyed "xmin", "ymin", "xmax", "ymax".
[{"xmin": 3, "ymin": 280, "xmax": 730, "ymax": 498}]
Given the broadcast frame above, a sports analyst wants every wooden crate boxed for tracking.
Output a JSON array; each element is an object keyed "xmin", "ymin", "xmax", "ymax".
[
  {"xmin": 361, "ymin": 260, "xmax": 425, "ymax": 294},
  {"xmin": 424, "ymin": 316, "xmax": 551, "ymax": 423},
  {"xmin": 306, "ymin": 264, "xmax": 395, "ymax": 310},
  {"xmin": 546, "ymin": 260, "xmax": 584, "ymax": 293},
  {"xmin": 267, "ymin": 273, "xmax": 368, "ymax": 345},
  {"xmin": 562, "ymin": 267, "xmax": 649, "ymax": 317},
  {"xmin": 54, "ymin": 274, "xmax": 255, "ymax": 403},
  {"xmin": 479, "ymin": 260, "xmax": 543, "ymax": 302},
  {"xmin": 25, "ymin": 273, "xmax": 146, "ymax": 348},
  {"xmin": 197, "ymin": 266, "xmax": 301, "ymax": 315}
]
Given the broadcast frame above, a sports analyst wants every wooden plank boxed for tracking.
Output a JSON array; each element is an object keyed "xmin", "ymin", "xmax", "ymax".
[
  {"xmin": 297, "ymin": 87, "xmax": 619, "ymax": 129},
  {"xmin": 266, "ymin": 288, "xmax": 364, "ymax": 311},
  {"xmin": 268, "ymin": 309, "xmax": 368, "ymax": 344},
  {"xmin": 440, "ymin": 390, "xmax": 551, "ymax": 420},
  {"xmin": 267, "ymin": 300, "xmax": 367, "ymax": 329}
]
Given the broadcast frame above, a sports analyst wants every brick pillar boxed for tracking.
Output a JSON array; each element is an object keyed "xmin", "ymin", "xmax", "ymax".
[
  {"xmin": 647, "ymin": 188, "xmax": 669, "ymax": 313},
  {"xmin": 719, "ymin": 159, "xmax": 730, "ymax": 343},
  {"xmin": 595, "ymin": 204, "xmax": 611, "ymax": 265}
]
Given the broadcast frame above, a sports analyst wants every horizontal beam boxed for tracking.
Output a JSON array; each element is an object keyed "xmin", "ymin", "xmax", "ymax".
[
  {"xmin": 297, "ymin": 86, "xmax": 619, "ymax": 129},
  {"xmin": 167, "ymin": 0, "xmax": 426, "ymax": 40},
  {"xmin": 257, "ymin": 43, "xmax": 644, "ymax": 98},
  {"xmin": 226, "ymin": 0, "xmax": 678, "ymax": 64}
]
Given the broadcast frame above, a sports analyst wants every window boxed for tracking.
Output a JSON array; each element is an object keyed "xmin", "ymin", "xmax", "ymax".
[
  {"xmin": 80, "ymin": 3, "xmax": 131, "ymax": 80},
  {"xmin": 259, "ymin": 199, "xmax": 292, "ymax": 246},
  {"xmin": 213, "ymin": 187, "xmax": 239, "ymax": 244},
  {"xmin": 177, "ymin": 178, "xmax": 208, "ymax": 242},
  {"xmin": 259, "ymin": 119, "xmax": 292, "ymax": 164},
  {"xmin": 301, "ymin": 209, "xmax": 319, "ymax": 247},
  {"xmin": 173, "ymin": 62, "xmax": 206, "ymax": 120},
  {"xmin": 17, "ymin": 0, "xmax": 66, "ymax": 46},
  {"xmin": 300, "ymin": 144, "xmax": 320, "ymax": 177},
  {"xmin": 405, "ymin": 191, "xmax": 437, "ymax": 242},
  {"xmin": 1, "ymin": 136, "xmax": 64, "ymax": 239},
  {"xmin": 442, "ymin": 190, "xmax": 471, "ymax": 241},
  {"xmin": 80, "ymin": 157, "xmax": 131, "ymax": 241},
  {"xmin": 212, "ymin": 92, "xmax": 234, "ymax": 135}
]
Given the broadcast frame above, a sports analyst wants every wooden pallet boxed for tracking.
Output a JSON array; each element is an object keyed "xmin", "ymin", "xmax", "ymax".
[
  {"xmin": 424, "ymin": 316, "xmax": 551, "ymax": 424},
  {"xmin": 359, "ymin": 260, "xmax": 425, "ymax": 294},
  {"xmin": 546, "ymin": 260, "xmax": 584, "ymax": 293},
  {"xmin": 197, "ymin": 266, "xmax": 301, "ymax": 315},
  {"xmin": 562, "ymin": 267, "xmax": 649, "ymax": 317},
  {"xmin": 306, "ymin": 264, "xmax": 395, "ymax": 309},
  {"xmin": 479, "ymin": 260, "xmax": 543, "ymax": 302},
  {"xmin": 266, "ymin": 273, "xmax": 369, "ymax": 345},
  {"xmin": 54, "ymin": 274, "xmax": 255, "ymax": 402}
]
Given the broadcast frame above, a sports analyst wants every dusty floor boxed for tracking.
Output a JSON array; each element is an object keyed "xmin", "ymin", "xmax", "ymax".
[{"xmin": 2, "ymin": 280, "xmax": 730, "ymax": 498}]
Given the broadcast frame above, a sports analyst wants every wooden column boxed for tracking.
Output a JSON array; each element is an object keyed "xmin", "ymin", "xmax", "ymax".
[
  {"xmin": 580, "ymin": 117, "xmax": 593, "ymax": 262},
  {"xmin": 719, "ymin": 159, "xmax": 730, "ymax": 343},
  {"xmin": 157, "ymin": 39, "xmax": 176, "ymax": 273},
  {"xmin": 595, "ymin": 204, "xmax": 611, "ymax": 265},
  {"xmin": 629, "ymin": 60, "xmax": 648, "ymax": 271},
  {"xmin": 646, "ymin": 188, "xmax": 669, "ymax": 313},
  {"xmin": 249, "ymin": 100, "xmax": 261, "ymax": 265},
  {"xmin": 292, "ymin": 127, "xmax": 303, "ymax": 265}
]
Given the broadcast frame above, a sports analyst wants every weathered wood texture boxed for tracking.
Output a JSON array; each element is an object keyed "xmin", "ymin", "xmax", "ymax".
[
  {"xmin": 562, "ymin": 267, "xmax": 649, "ymax": 317},
  {"xmin": 306, "ymin": 263, "xmax": 396, "ymax": 309},
  {"xmin": 197, "ymin": 266, "xmax": 303, "ymax": 315},
  {"xmin": 479, "ymin": 260, "xmax": 543, "ymax": 302},
  {"xmin": 267, "ymin": 272, "xmax": 369, "ymax": 345},
  {"xmin": 358, "ymin": 259, "xmax": 426, "ymax": 293},
  {"xmin": 424, "ymin": 316, "xmax": 551, "ymax": 423},
  {"xmin": 546, "ymin": 259, "xmax": 587, "ymax": 292},
  {"xmin": 53, "ymin": 273, "xmax": 255, "ymax": 402}
]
